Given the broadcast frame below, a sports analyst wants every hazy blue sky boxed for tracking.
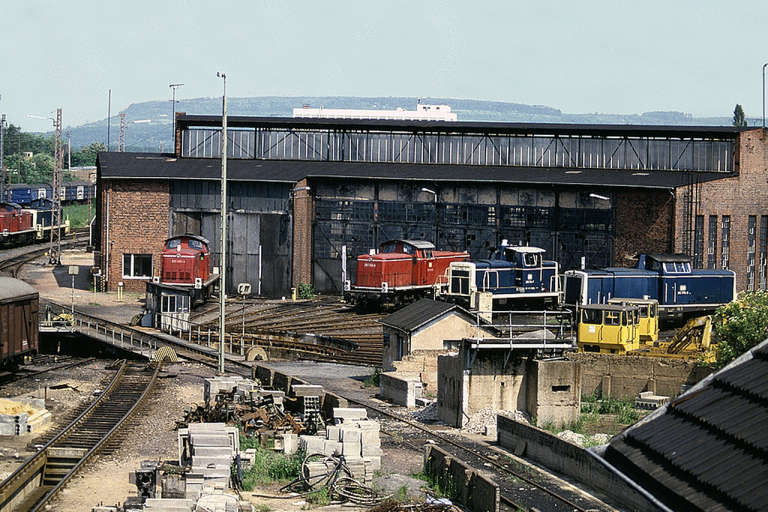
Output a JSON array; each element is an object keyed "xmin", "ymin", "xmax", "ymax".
[{"xmin": 2, "ymin": 0, "xmax": 767, "ymax": 130}]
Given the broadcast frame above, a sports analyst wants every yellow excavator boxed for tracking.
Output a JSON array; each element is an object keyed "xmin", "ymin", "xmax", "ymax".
[{"xmin": 576, "ymin": 299, "xmax": 715, "ymax": 362}]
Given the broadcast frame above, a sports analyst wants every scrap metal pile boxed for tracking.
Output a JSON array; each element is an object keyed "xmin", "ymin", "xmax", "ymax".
[{"xmin": 175, "ymin": 377, "xmax": 324, "ymax": 437}]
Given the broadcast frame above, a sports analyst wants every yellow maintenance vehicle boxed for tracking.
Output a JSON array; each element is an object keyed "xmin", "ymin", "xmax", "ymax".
[{"xmin": 576, "ymin": 299, "xmax": 715, "ymax": 362}]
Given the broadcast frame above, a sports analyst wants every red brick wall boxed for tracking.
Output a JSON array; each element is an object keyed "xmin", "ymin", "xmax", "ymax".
[
  {"xmin": 676, "ymin": 129, "xmax": 768, "ymax": 291},
  {"xmin": 102, "ymin": 180, "xmax": 170, "ymax": 292},
  {"xmin": 292, "ymin": 178, "xmax": 312, "ymax": 288},
  {"xmin": 614, "ymin": 189, "xmax": 674, "ymax": 266}
]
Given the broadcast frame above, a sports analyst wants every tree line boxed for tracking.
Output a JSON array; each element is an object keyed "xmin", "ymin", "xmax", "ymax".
[{"xmin": 1, "ymin": 124, "xmax": 105, "ymax": 184}]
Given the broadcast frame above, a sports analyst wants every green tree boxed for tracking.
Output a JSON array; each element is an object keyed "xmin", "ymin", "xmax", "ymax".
[
  {"xmin": 712, "ymin": 291, "xmax": 768, "ymax": 368},
  {"xmin": 70, "ymin": 142, "xmax": 106, "ymax": 167},
  {"xmin": 733, "ymin": 104, "xmax": 748, "ymax": 127}
]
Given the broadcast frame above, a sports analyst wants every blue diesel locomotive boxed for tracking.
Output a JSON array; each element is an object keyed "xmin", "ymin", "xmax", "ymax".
[
  {"xmin": 440, "ymin": 241, "xmax": 560, "ymax": 309},
  {"xmin": 562, "ymin": 254, "xmax": 736, "ymax": 322}
]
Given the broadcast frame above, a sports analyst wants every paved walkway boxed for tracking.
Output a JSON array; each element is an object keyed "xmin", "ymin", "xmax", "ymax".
[{"xmin": 21, "ymin": 248, "xmax": 145, "ymax": 325}]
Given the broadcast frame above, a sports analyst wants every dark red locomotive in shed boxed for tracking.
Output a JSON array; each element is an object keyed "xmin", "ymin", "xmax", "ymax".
[
  {"xmin": 157, "ymin": 234, "xmax": 219, "ymax": 305},
  {"xmin": 0, "ymin": 277, "xmax": 39, "ymax": 369},
  {"xmin": 344, "ymin": 239, "xmax": 468, "ymax": 308},
  {"xmin": 161, "ymin": 234, "xmax": 214, "ymax": 287}
]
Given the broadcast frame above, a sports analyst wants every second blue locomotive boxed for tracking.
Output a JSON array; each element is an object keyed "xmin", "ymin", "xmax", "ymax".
[{"xmin": 561, "ymin": 254, "xmax": 736, "ymax": 322}]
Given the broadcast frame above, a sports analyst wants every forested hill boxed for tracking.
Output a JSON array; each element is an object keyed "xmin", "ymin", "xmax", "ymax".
[{"xmin": 52, "ymin": 96, "xmax": 740, "ymax": 151}]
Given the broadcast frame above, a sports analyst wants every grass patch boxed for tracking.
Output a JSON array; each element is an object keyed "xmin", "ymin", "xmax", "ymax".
[
  {"xmin": 237, "ymin": 434, "xmax": 305, "ymax": 491},
  {"xmin": 364, "ymin": 367, "xmax": 381, "ymax": 387},
  {"xmin": 63, "ymin": 204, "xmax": 94, "ymax": 229}
]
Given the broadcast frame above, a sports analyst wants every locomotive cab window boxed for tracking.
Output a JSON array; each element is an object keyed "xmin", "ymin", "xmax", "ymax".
[
  {"xmin": 123, "ymin": 254, "xmax": 153, "ymax": 278},
  {"xmin": 403, "ymin": 244, "xmax": 415, "ymax": 255},
  {"xmin": 581, "ymin": 308, "xmax": 602, "ymax": 324},
  {"xmin": 524, "ymin": 253, "xmax": 539, "ymax": 266},
  {"xmin": 188, "ymin": 239, "xmax": 204, "ymax": 250},
  {"xmin": 381, "ymin": 242, "xmax": 397, "ymax": 254},
  {"xmin": 166, "ymin": 239, "xmax": 181, "ymax": 250}
]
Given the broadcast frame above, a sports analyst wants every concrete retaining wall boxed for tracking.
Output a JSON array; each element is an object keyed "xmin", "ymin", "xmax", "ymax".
[
  {"xmin": 379, "ymin": 372, "xmax": 421, "ymax": 408},
  {"xmin": 566, "ymin": 352, "xmax": 711, "ymax": 399},
  {"xmin": 496, "ymin": 414, "xmax": 659, "ymax": 512},
  {"xmin": 423, "ymin": 444, "xmax": 500, "ymax": 512}
]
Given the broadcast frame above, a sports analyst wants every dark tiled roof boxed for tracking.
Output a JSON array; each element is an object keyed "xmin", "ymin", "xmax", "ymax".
[
  {"xmin": 600, "ymin": 341, "xmax": 768, "ymax": 511},
  {"xmin": 96, "ymin": 152, "xmax": 732, "ymax": 190},
  {"xmin": 378, "ymin": 299, "xmax": 468, "ymax": 333}
]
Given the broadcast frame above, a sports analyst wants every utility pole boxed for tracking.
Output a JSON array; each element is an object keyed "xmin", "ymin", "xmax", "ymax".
[
  {"xmin": 170, "ymin": 83, "xmax": 184, "ymax": 151},
  {"xmin": 217, "ymin": 72, "xmax": 228, "ymax": 375},
  {"xmin": 0, "ymin": 113, "xmax": 6, "ymax": 202},
  {"xmin": 118, "ymin": 113, "xmax": 126, "ymax": 152},
  {"xmin": 50, "ymin": 108, "xmax": 63, "ymax": 265}
]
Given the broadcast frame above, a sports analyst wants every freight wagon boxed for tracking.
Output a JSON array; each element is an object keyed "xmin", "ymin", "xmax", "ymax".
[{"xmin": 0, "ymin": 277, "xmax": 39, "ymax": 369}]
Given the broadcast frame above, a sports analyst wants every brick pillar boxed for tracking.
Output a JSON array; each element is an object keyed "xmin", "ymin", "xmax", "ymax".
[{"xmin": 292, "ymin": 179, "xmax": 313, "ymax": 288}]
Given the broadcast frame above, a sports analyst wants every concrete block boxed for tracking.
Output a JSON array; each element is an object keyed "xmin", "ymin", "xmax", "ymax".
[
  {"xmin": 299, "ymin": 435, "xmax": 325, "ymax": 454},
  {"xmin": 364, "ymin": 455, "xmax": 381, "ymax": 471},
  {"xmin": 189, "ymin": 434, "xmax": 233, "ymax": 448},
  {"xmin": 292, "ymin": 384, "xmax": 324, "ymax": 397},
  {"xmin": 323, "ymin": 440, "xmax": 342, "ymax": 455},
  {"xmin": 333, "ymin": 408, "xmax": 367, "ymax": 423},
  {"xmin": 143, "ymin": 497, "xmax": 195, "ymax": 510},
  {"xmin": 341, "ymin": 441, "xmax": 361, "ymax": 457},
  {"xmin": 191, "ymin": 446, "xmax": 233, "ymax": 458},
  {"xmin": 359, "ymin": 429, "xmax": 380, "ymax": 447},
  {"xmin": 326, "ymin": 425, "xmax": 340, "ymax": 441},
  {"xmin": 191, "ymin": 455, "xmax": 232, "ymax": 467},
  {"xmin": 281, "ymin": 433, "xmax": 298, "ymax": 455},
  {"xmin": 339, "ymin": 428, "xmax": 360, "ymax": 443},
  {"xmin": 352, "ymin": 420, "xmax": 380, "ymax": 430}
]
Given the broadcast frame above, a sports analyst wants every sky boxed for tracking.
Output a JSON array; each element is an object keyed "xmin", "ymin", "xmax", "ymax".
[{"xmin": 2, "ymin": 0, "xmax": 767, "ymax": 130}]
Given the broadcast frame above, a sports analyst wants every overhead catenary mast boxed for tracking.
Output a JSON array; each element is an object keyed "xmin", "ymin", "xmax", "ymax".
[{"xmin": 49, "ymin": 108, "xmax": 63, "ymax": 265}]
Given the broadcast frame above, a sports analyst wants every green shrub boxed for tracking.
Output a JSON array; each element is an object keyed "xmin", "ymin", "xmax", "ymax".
[
  {"xmin": 364, "ymin": 367, "xmax": 381, "ymax": 387},
  {"xmin": 297, "ymin": 282, "xmax": 316, "ymax": 299}
]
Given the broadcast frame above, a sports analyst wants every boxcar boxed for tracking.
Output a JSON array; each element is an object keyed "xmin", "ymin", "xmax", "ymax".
[{"xmin": 0, "ymin": 277, "xmax": 39, "ymax": 368}]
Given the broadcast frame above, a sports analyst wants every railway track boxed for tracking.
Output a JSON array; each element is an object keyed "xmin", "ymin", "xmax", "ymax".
[
  {"xmin": 0, "ymin": 360, "xmax": 161, "ymax": 512},
  {"xmin": 0, "ymin": 228, "xmax": 90, "ymax": 277},
  {"xmin": 189, "ymin": 297, "xmax": 386, "ymax": 367}
]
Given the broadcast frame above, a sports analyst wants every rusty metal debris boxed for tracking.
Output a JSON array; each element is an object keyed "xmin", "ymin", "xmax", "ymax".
[{"xmin": 175, "ymin": 390, "xmax": 314, "ymax": 436}]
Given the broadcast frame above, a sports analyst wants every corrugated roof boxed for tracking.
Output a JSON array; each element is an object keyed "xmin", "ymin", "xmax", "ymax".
[
  {"xmin": 176, "ymin": 114, "xmax": 744, "ymax": 140},
  {"xmin": 599, "ymin": 340, "xmax": 768, "ymax": 511},
  {"xmin": 96, "ymin": 152, "xmax": 733, "ymax": 190},
  {"xmin": 378, "ymin": 299, "xmax": 467, "ymax": 333}
]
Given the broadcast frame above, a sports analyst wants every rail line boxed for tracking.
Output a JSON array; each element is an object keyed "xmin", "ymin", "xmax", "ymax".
[{"xmin": 0, "ymin": 359, "xmax": 161, "ymax": 512}]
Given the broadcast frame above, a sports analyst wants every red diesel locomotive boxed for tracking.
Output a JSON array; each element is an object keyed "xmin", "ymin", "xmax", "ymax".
[
  {"xmin": 159, "ymin": 234, "xmax": 219, "ymax": 304},
  {"xmin": 0, "ymin": 202, "xmax": 69, "ymax": 247},
  {"xmin": 344, "ymin": 239, "xmax": 469, "ymax": 308}
]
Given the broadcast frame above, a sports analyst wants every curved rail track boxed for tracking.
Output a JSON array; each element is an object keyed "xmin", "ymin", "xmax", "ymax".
[{"xmin": 0, "ymin": 359, "xmax": 161, "ymax": 512}]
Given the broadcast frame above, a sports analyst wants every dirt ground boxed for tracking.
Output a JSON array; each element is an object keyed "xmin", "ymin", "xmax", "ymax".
[{"xmin": 1, "ymin": 360, "xmax": 429, "ymax": 512}]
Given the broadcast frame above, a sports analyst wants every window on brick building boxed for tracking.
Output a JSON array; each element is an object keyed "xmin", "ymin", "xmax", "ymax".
[
  {"xmin": 748, "ymin": 216, "xmax": 756, "ymax": 291},
  {"xmin": 760, "ymin": 216, "xmax": 768, "ymax": 290},
  {"xmin": 707, "ymin": 216, "xmax": 717, "ymax": 269},
  {"xmin": 693, "ymin": 215, "xmax": 704, "ymax": 269},
  {"xmin": 123, "ymin": 254, "xmax": 153, "ymax": 278},
  {"xmin": 721, "ymin": 216, "xmax": 730, "ymax": 270}
]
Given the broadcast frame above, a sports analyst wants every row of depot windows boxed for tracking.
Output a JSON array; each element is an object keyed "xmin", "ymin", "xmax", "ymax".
[{"xmin": 694, "ymin": 214, "xmax": 767, "ymax": 291}]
